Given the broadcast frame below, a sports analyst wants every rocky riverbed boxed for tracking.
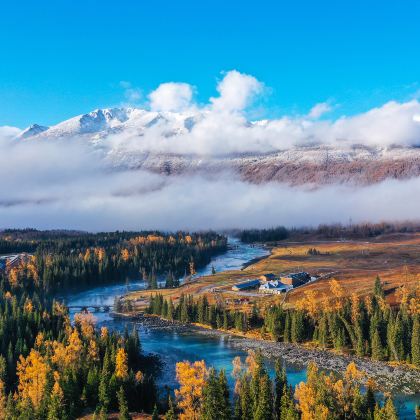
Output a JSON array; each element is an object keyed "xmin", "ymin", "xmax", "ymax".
[{"xmin": 134, "ymin": 314, "xmax": 420, "ymax": 395}]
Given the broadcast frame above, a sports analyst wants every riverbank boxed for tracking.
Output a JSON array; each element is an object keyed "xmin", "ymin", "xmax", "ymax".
[
  {"xmin": 240, "ymin": 247, "xmax": 272, "ymax": 269},
  {"xmin": 133, "ymin": 313, "xmax": 420, "ymax": 395}
]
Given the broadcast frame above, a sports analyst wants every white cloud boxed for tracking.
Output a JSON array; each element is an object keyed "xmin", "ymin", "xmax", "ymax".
[
  {"xmin": 0, "ymin": 125, "xmax": 21, "ymax": 138},
  {"xmin": 328, "ymin": 100, "xmax": 420, "ymax": 146},
  {"xmin": 120, "ymin": 81, "xmax": 142, "ymax": 103},
  {"xmin": 210, "ymin": 70, "xmax": 263, "ymax": 112},
  {"xmin": 149, "ymin": 82, "xmax": 194, "ymax": 112},
  {"xmin": 308, "ymin": 102, "xmax": 333, "ymax": 119}
]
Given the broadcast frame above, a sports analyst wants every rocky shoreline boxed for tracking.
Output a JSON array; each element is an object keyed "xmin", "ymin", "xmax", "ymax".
[{"xmin": 134, "ymin": 314, "xmax": 420, "ymax": 395}]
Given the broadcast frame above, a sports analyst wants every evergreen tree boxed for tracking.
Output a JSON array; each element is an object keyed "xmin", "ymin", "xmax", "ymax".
[
  {"xmin": 291, "ymin": 311, "xmax": 305, "ymax": 343},
  {"xmin": 364, "ymin": 384, "xmax": 376, "ymax": 418},
  {"xmin": 47, "ymin": 394, "xmax": 64, "ymax": 420},
  {"xmin": 202, "ymin": 368, "xmax": 230, "ymax": 420},
  {"xmin": 383, "ymin": 398, "xmax": 398, "ymax": 420},
  {"xmin": 98, "ymin": 351, "xmax": 111, "ymax": 412},
  {"xmin": 391, "ymin": 313, "xmax": 405, "ymax": 361},
  {"xmin": 152, "ymin": 404, "xmax": 160, "ymax": 420},
  {"xmin": 180, "ymin": 298, "xmax": 190, "ymax": 323},
  {"xmin": 279, "ymin": 386, "xmax": 299, "ymax": 420},
  {"xmin": 318, "ymin": 314, "xmax": 328, "ymax": 349},
  {"xmin": 117, "ymin": 386, "xmax": 131, "ymax": 420},
  {"xmin": 274, "ymin": 359, "xmax": 286, "ymax": 419},
  {"xmin": 239, "ymin": 377, "xmax": 253, "ymax": 420},
  {"xmin": 374, "ymin": 276, "xmax": 384, "ymax": 298},
  {"xmin": 202, "ymin": 369, "xmax": 220, "ymax": 419},
  {"xmin": 167, "ymin": 299, "xmax": 174, "ymax": 321},
  {"xmin": 5, "ymin": 393, "xmax": 17, "ymax": 419},
  {"xmin": 371, "ymin": 328, "xmax": 384, "ymax": 361},
  {"xmin": 373, "ymin": 398, "xmax": 398, "ymax": 420},
  {"xmin": 165, "ymin": 397, "xmax": 177, "ymax": 420},
  {"xmin": 411, "ymin": 315, "xmax": 420, "ymax": 367},
  {"xmin": 219, "ymin": 370, "xmax": 231, "ymax": 420},
  {"xmin": 283, "ymin": 313, "xmax": 291, "ymax": 343},
  {"xmin": 223, "ymin": 311, "xmax": 229, "ymax": 330},
  {"xmin": 255, "ymin": 374, "xmax": 273, "ymax": 420}
]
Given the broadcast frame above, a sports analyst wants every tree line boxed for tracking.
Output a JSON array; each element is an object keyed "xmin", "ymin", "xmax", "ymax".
[
  {"xmin": 238, "ymin": 222, "xmax": 420, "ymax": 243},
  {"xmin": 165, "ymin": 350, "xmax": 408, "ymax": 420},
  {"xmin": 147, "ymin": 294, "xmax": 259, "ymax": 333},
  {"xmin": 147, "ymin": 276, "xmax": 420, "ymax": 367},
  {"xmin": 2, "ymin": 230, "xmax": 227, "ymax": 293},
  {"xmin": 263, "ymin": 277, "xmax": 420, "ymax": 366}
]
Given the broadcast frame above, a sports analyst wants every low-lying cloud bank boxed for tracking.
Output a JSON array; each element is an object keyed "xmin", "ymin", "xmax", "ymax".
[{"xmin": 1, "ymin": 136, "xmax": 420, "ymax": 231}]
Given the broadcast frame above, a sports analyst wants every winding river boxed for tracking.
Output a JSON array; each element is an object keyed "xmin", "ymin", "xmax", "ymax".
[{"xmin": 64, "ymin": 238, "xmax": 419, "ymax": 419}]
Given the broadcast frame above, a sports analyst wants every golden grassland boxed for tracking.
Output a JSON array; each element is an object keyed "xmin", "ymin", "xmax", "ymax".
[{"xmin": 126, "ymin": 232, "xmax": 420, "ymax": 310}]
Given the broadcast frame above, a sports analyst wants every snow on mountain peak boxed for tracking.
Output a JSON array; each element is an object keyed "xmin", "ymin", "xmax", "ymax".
[
  {"xmin": 19, "ymin": 124, "xmax": 49, "ymax": 139},
  {"xmin": 22, "ymin": 107, "xmax": 201, "ymax": 140}
]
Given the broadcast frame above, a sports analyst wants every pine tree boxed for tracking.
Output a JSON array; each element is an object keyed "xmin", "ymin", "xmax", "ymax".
[
  {"xmin": 180, "ymin": 299, "xmax": 190, "ymax": 323},
  {"xmin": 411, "ymin": 315, "xmax": 420, "ymax": 367},
  {"xmin": 318, "ymin": 314, "xmax": 328, "ymax": 349},
  {"xmin": 279, "ymin": 386, "xmax": 299, "ymax": 420},
  {"xmin": 216, "ymin": 313, "xmax": 222, "ymax": 329},
  {"xmin": 219, "ymin": 370, "xmax": 231, "ymax": 420},
  {"xmin": 47, "ymin": 394, "xmax": 64, "ymax": 420},
  {"xmin": 202, "ymin": 368, "xmax": 230, "ymax": 420},
  {"xmin": 165, "ymin": 397, "xmax": 177, "ymax": 420},
  {"xmin": 202, "ymin": 368, "xmax": 220, "ymax": 419},
  {"xmin": 167, "ymin": 299, "xmax": 174, "ymax": 321},
  {"xmin": 233, "ymin": 396, "xmax": 242, "ymax": 420},
  {"xmin": 117, "ymin": 386, "xmax": 131, "ymax": 420},
  {"xmin": 391, "ymin": 313, "xmax": 405, "ymax": 361},
  {"xmin": 364, "ymin": 384, "xmax": 376, "ymax": 418},
  {"xmin": 371, "ymin": 328, "xmax": 384, "ymax": 361},
  {"xmin": 98, "ymin": 351, "xmax": 111, "ymax": 412},
  {"xmin": 291, "ymin": 311, "xmax": 304, "ymax": 343},
  {"xmin": 4, "ymin": 393, "xmax": 16, "ymax": 419},
  {"xmin": 254, "ymin": 374, "xmax": 273, "ymax": 420},
  {"xmin": 152, "ymin": 404, "xmax": 160, "ymax": 420},
  {"xmin": 374, "ymin": 276, "xmax": 384, "ymax": 298},
  {"xmin": 274, "ymin": 359, "xmax": 286, "ymax": 419},
  {"xmin": 223, "ymin": 311, "xmax": 229, "ymax": 330},
  {"xmin": 383, "ymin": 398, "xmax": 398, "ymax": 420},
  {"xmin": 239, "ymin": 377, "xmax": 253, "ymax": 420},
  {"xmin": 373, "ymin": 399, "xmax": 398, "ymax": 420},
  {"xmin": 17, "ymin": 397, "xmax": 35, "ymax": 419},
  {"xmin": 283, "ymin": 313, "xmax": 291, "ymax": 343}
]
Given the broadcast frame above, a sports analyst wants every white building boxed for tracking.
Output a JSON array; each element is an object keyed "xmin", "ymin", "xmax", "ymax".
[{"xmin": 259, "ymin": 280, "xmax": 292, "ymax": 295}]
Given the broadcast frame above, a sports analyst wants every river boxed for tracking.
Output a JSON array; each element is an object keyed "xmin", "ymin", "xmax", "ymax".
[{"xmin": 64, "ymin": 238, "xmax": 418, "ymax": 419}]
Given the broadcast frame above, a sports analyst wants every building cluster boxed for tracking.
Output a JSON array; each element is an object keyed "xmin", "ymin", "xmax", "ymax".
[
  {"xmin": 231, "ymin": 272, "xmax": 313, "ymax": 295},
  {"xmin": 0, "ymin": 253, "xmax": 31, "ymax": 273}
]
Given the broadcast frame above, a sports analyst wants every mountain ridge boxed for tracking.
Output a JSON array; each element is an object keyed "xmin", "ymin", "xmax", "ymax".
[{"xmin": 16, "ymin": 107, "xmax": 420, "ymax": 187}]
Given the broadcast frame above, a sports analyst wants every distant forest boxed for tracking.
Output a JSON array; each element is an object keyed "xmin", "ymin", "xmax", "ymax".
[
  {"xmin": 239, "ymin": 222, "xmax": 420, "ymax": 243},
  {"xmin": 0, "ymin": 229, "xmax": 227, "ymax": 293}
]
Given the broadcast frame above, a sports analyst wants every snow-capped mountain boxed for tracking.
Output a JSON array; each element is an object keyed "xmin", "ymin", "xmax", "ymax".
[
  {"xmin": 17, "ymin": 107, "xmax": 420, "ymax": 187},
  {"xmin": 25, "ymin": 107, "xmax": 202, "ymax": 140},
  {"xmin": 18, "ymin": 123, "xmax": 49, "ymax": 139}
]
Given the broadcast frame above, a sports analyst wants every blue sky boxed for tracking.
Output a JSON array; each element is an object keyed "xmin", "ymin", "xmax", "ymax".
[{"xmin": 1, "ymin": 0, "xmax": 419, "ymax": 128}]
